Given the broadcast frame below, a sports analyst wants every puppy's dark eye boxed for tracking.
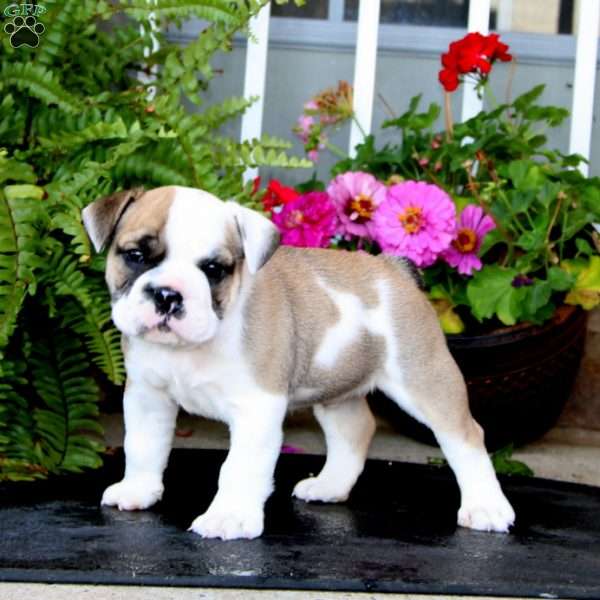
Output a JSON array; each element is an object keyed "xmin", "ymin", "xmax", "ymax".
[
  {"xmin": 123, "ymin": 248, "xmax": 146, "ymax": 265},
  {"xmin": 199, "ymin": 261, "xmax": 228, "ymax": 284}
]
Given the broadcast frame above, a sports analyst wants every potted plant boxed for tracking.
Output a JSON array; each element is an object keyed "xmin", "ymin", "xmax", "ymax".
[
  {"xmin": 255, "ymin": 33, "xmax": 600, "ymax": 450},
  {"xmin": 0, "ymin": 0, "xmax": 308, "ymax": 482}
]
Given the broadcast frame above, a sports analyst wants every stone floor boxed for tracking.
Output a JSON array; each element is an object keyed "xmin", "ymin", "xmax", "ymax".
[
  {"xmin": 102, "ymin": 409, "xmax": 600, "ymax": 487},
  {"xmin": 0, "ymin": 584, "xmax": 549, "ymax": 600}
]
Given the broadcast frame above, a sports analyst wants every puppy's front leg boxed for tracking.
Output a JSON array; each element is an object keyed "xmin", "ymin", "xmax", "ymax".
[
  {"xmin": 102, "ymin": 380, "xmax": 177, "ymax": 511},
  {"xmin": 189, "ymin": 393, "xmax": 286, "ymax": 540}
]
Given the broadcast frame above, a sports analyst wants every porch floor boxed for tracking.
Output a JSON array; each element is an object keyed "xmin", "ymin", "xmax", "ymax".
[{"xmin": 1, "ymin": 411, "xmax": 599, "ymax": 600}]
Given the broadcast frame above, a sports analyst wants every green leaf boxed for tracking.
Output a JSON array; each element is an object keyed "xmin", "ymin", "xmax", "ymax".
[
  {"xmin": 516, "ymin": 229, "xmax": 545, "ymax": 252},
  {"xmin": 491, "ymin": 445, "xmax": 534, "ymax": 477},
  {"xmin": 563, "ymin": 256, "xmax": 600, "ymax": 310},
  {"xmin": 428, "ymin": 285, "xmax": 465, "ymax": 334},
  {"xmin": 548, "ymin": 266, "xmax": 575, "ymax": 291},
  {"xmin": 524, "ymin": 280, "xmax": 552, "ymax": 317},
  {"xmin": 575, "ymin": 238, "xmax": 595, "ymax": 257},
  {"xmin": 512, "ymin": 84, "xmax": 545, "ymax": 112},
  {"xmin": 4, "ymin": 185, "xmax": 45, "ymax": 201},
  {"xmin": 467, "ymin": 266, "xmax": 522, "ymax": 325}
]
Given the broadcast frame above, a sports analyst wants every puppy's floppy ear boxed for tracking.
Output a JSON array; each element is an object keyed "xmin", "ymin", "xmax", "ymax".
[
  {"xmin": 82, "ymin": 188, "xmax": 145, "ymax": 252},
  {"xmin": 229, "ymin": 202, "xmax": 280, "ymax": 274}
]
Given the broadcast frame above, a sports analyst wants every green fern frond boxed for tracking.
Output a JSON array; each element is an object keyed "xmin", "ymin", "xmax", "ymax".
[
  {"xmin": 40, "ymin": 252, "xmax": 94, "ymax": 308},
  {"xmin": 38, "ymin": 118, "xmax": 131, "ymax": 150},
  {"xmin": 197, "ymin": 96, "xmax": 256, "ymax": 129},
  {"xmin": 0, "ymin": 359, "xmax": 41, "ymax": 481},
  {"xmin": 62, "ymin": 294, "xmax": 125, "ymax": 386},
  {"xmin": 122, "ymin": 0, "xmax": 239, "ymax": 22},
  {"xmin": 0, "ymin": 151, "xmax": 36, "ymax": 186},
  {"xmin": 0, "ymin": 187, "xmax": 46, "ymax": 350},
  {"xmin": 50, "ymin": 138, "xmax": 145, "ymax": 199},
  {"xmin": 0, "ymin": 0, "xmax": 310, "ymax": 482},
  {"xmin": 34, "ymin": 0, "xmax": 103, "ymax": 68},
  {"xmin": 38, "ymin": 252, "xmax": 124, "ymax": 385},
  {"xmin": 0, "ymin": 63, "xmax": 79, "ymax": 113},
  {"xmin": 256, "ymin": 133, "xmax": 294, "ymax": 150},
  {"xmin": 30, "ymin": 333, "xmax": 104, "ymax": 473},
  {"xmin": 112, "ymin": 140, "xmax": 193, "ymax": 186},
  {"xmin": 52, "ymin": 211, "xmax": 92, "ymax": 258},
  {"xmin": 216, "ymin": 138, "xmax": 313, "ymax": 169},
  {"xmin": 0, "ymin": 93, "xmax": 27, "ymax": 145}
]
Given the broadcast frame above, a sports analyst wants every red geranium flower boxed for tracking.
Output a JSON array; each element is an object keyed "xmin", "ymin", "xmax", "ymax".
[
  {"xmin": 262, "ymin": 179, "xmax": 300, "ymax": 213},
  {"xmin": 439, "ymin": 68, "xmax": 460, "ymax": 92},
  {"xmin": 438, "ymin": 32, "xmax": 512, "ymax": 93}
]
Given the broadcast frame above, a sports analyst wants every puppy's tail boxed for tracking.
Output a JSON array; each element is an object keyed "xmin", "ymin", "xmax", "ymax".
[{"xmin": 380, "ymin": 254, "xmax": 425, "ymax": 291}]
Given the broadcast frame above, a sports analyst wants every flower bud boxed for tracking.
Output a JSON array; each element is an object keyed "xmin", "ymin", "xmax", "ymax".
[{"xmin": 386, "ymin": 174, "xmax": 404, "ymax": 185}]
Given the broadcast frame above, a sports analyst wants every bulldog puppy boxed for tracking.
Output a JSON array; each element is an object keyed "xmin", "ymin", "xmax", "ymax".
[{"xmin": 82, "ymin": 185, "xmax": 515, "ymax": 540}]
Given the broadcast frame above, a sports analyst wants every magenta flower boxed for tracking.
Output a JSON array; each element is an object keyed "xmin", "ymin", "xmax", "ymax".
[
  {"xmin": 294, "ymin": 114, "xmax": 315, "ymax": 144},
  {"xmin": 441, "ymin": 204, "xmax": 496, "ymax": 275},
  {"xmin": 373, "ymin": 181, "xmax": 456, "ymax": 267},
  {"xmin": 327, "ymin": 171, "xmax": 387, "ymax": 238},
  {"xmin": 307, "ymin": 149, "xmax": 320, "ymax": 162},
  {"xmin": 272, "ymin": 191, "xmax": 338, "ymax": 248}
]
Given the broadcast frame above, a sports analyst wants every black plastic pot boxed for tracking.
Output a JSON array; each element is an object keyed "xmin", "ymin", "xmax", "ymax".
[{"xmin": 370, "ymin": 306, "xmax": 587, "ymax": 451}]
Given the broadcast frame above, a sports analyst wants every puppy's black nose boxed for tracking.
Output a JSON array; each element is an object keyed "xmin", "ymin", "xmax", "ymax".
[{"xmin": 145, "ymin": 285, "xmax": 183, "ymax": 316}]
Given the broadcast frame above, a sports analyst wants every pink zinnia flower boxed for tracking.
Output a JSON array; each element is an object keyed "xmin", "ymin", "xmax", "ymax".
[
  {"xmin": 327, "ymin": 171, "xmax": 387, "ymax": 239},
  {"xmin": 441, "ymin": 204, "xmax": 496, "ymax": 275},
  {"xmin": 373, "ymin": 181, "xmax": 456, "ymax": 267},
  {"xmin": 272, "ymin": 191, "xmax": 338, "ymax": 248}
]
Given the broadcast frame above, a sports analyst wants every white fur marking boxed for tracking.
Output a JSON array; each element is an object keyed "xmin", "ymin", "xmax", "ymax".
[
  {"xmin": 313, "ymin": 280, "xmax": 366, "ymax": 369},
  {"xmin": 437, "ymin": 431, "xmax": 515, "ymax": 532}
]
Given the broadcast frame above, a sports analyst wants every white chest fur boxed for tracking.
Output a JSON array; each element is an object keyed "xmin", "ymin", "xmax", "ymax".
[{"xmin": 124, "ymin": 336, "xmax": 253, "ymax": 423}]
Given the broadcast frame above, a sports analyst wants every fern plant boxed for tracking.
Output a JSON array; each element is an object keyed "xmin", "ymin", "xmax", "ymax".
[{"xmin": 0, "ymin": 0, "xmax": 308, "ymax": 481}]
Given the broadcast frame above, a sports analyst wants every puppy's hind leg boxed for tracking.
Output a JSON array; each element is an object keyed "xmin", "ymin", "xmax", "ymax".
[
  {"xmin": 293, "ymin": 396, "xmax": 376, "ymax": 503},
  {"xmin": 379, "ymin": 357, "xmax": 515, "ymax": 533}
]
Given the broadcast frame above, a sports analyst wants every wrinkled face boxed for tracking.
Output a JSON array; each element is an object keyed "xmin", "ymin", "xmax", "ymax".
[{"xmin": 83, "ymin": 186, "xmax": 278, "ymax": 348}]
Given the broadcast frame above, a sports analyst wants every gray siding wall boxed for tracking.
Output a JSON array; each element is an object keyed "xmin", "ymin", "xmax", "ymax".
[{"xmin": 176, "ymin": 27, "xmax": 600, "ymax": 184}]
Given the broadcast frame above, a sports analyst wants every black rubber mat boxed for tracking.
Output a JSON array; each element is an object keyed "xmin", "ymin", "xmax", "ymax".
[{"xmin": 1, "ymin": 449, "xmax": 599, "ymax": 598}]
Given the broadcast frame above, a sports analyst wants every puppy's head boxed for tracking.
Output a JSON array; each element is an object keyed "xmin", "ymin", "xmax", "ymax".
[{"xmin": 82, "ymin": 186, "xmax": 279, "ymax": 347}]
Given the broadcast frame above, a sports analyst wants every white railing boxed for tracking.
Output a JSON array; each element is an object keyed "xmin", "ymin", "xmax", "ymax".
[{"xmin": 241, "ymin": 0, "xmax": 600, "ymax": 179}]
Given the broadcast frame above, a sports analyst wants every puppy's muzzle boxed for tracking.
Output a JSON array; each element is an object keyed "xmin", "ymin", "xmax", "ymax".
[{"xmin": 144, "ymin": 284, "xmax": 184, "ymax": 318}]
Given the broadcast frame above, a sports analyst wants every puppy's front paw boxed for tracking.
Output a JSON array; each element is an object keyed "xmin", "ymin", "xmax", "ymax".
[
  {"xmin": 101, "ymin": 477, "xmax": 163, "ymax": 511},
  {"xmin": 293, "ymin": 476, "xmax": 350, "ymax": 503},
  {"xmin": 188, "ymin": 507, "xmax": 264, "ymax": 540},
  {"xmin": 458, "ymin": 493, "xmax": 515, "ymax": 533}
]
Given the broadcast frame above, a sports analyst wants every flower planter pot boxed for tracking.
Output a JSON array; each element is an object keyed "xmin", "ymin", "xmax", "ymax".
[{"xmin": 369, "ymin": 306, "xmax": 587, "ymax": 451}]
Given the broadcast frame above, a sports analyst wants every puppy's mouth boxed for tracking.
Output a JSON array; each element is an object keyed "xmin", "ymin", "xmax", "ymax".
[
  {"xmin": 157, "ymin": 316, "xmax": 173, "ymax": 333},
  {"xmin": 141, "ymin": 314, "xmax": 177, "ymax": 335}
]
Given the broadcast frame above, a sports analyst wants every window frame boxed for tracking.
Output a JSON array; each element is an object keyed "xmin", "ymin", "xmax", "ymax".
[{"xmin": 169, "ymin": 17, "xmax": 578, "ymax": 65}]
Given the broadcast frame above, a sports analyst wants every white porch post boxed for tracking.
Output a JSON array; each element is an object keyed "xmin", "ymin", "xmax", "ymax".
[
  {"xmin": 568, "ymin": 0, "xmax": 600, "ymax": 176},
  {"xmin": 240, "ymin": 1, "xmax": 272, "ymax": 183},
  {"xmin": 348, "ymin": 0, "xmax": 381, "ymax": 156},
  {"xmin": 460, "ymin": 0, "xmax": 491, "ymax": 122}
]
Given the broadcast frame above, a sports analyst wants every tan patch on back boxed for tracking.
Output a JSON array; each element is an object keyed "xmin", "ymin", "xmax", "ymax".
[
  {"xmin": 243, "ymin": 249, "xmax": 339, "ymax": 395},
  {"xmin": 247, "ymin": 245, "xmax": 471, "ymax": 437},
  {"xmin": 243, "ymin": 247, "xmax": 412, "ymax": 399}
]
